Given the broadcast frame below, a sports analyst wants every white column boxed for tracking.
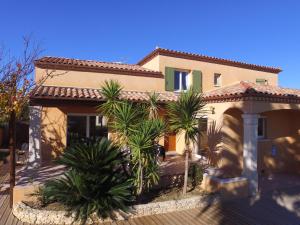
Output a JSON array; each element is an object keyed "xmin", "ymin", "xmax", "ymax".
[
  {"xmin": 28, "ymin": 106, "xmax": 42, "ymax": 168},
  {"xmin": 242, "ymin": 113, "xmax": 259, "ymax": 195}
]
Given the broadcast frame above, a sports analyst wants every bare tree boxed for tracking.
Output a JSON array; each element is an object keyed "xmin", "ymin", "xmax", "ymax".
[{"xmin": 0, "ymin": 36, "xmax": 62, "ymax": 207}]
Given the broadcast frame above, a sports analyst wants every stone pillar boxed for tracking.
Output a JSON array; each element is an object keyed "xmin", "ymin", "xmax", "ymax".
[
  {"xmin": 242, "ymin": 113, "xmax": 259, "ymax": 195},
  {"xmin": 28, "ymin": 106, "xmax": 42, "ymax": 168}
]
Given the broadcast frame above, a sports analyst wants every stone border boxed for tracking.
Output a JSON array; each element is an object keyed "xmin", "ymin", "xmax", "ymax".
[{"xmin": 13, "ymin": 194, "xmax": 220, "ymax": 224}]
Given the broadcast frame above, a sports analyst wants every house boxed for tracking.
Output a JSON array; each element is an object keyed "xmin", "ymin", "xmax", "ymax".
[{"xmin": 27, "ymin": 47, "xmax": 300, "ymax": 197}]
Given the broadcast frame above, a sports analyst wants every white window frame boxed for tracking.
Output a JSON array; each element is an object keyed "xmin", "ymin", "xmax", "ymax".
[
  {"xmin": 257, "ymin": 116, "xmax": 266, "ymax": 139},
  {"xmin": 174, "ymin": 71, "xmax": 189, "ymax": 92},
  {"xmin": 67, "ymin": 113, "xmax": 104, "ymax": 138},
  {"xmin": 214, "ymin": 73, "xmax": 222, "ymax": 87}
]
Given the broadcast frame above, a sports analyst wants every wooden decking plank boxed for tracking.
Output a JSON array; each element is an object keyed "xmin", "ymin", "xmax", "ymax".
[
  {"xmin": 126, "ymin": 218, "xmax": 140, "ymax": 225},
  {"xmin": 5, "ymin": 212, "xmax": 16, "ymax": 225},
  {"xmin": 163, "ymin": 211, "xmax": 185, "ymax": 225},
  {"xmin": 0, "ymin": 195, "xmax": 10, "ymax": 222},
  {"xmin": 133, "ymin": 216, "xmax": 151, "ymax": 225},
  {"xmin": 145, "ymin": 214, "xmax": 162, "ymax": 225},
  {"xmin": 169, "ymin": 210, "xmax": 198, "ymax": 225},
  {"xmin": 138, "ymin": 215, "xmax": 158, "ymax": 225},
  {"xmin": 181, "ymin": 208, "xmax": 211, "ymax": 225}
]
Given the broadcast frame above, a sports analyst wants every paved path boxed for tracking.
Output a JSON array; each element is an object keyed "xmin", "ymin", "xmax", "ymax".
[{"xmin": 1, "ymin": 165, "xmax": 300, "ymax": 225}]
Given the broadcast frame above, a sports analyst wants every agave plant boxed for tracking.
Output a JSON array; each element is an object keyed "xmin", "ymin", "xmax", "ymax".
[
  {"xmin": 41, "ymin": 138, "xmax": 133, "ymax": 223},
  {"xmin": 167, "ymin": 88, "xmax": 206, "ymax": 194}
]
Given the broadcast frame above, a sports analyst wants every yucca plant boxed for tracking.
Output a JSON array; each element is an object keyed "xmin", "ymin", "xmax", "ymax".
[
  {"xmin": 167, "ymin": 88, "xmax": 206, "ymax": 194},
  {"xmin": 128, "ymin": 119, "xmax": 165, "ymax": 194},
  {"xmin": 98, "ymin": 80, "xmax": 123, "ymax": 119},
  {"xmin": 41, "ymin": 138, "xmax": 133, "ymax": 223},
  {"xmin": 98, "ymin": 80, "xmax": 165, "ymax": 195},
  {"xmin": 146, "ymin": 92, "xmax": 160, "ymax": 119}
]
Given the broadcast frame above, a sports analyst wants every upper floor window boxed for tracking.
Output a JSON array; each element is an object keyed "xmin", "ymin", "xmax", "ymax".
[
  {"xmin": 256, "ymin": 79, "xmax": 268, "ymax": 85},
  {"xmin": 214, "ymin": 73, "xmax": 221, "ymax": 87},
  {"xmin": 174, "ymin": 71, "xmax": 188, "ymax": 91}
]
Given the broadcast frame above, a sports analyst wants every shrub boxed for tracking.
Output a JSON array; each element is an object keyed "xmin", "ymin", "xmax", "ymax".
[
  {"xmin": 41, "ymin": 138, "xmax": 133, "ymax": 223},
  {"xmin": 188, "ymin": 163, "xmax": 204, "ymax": 188}
]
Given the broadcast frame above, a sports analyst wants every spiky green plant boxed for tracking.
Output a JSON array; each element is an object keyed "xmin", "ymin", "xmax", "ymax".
[
  {"xmin": 128, "ymin": 119, "xmax": 165, "ymax": 194},
  {"xmin": 98, "ymin": 80, "xmax": 123, "ymax": 118},
  {"xmin": 41, "ymin": 138, "xmax": 133, "ymax": 223},
  {"xmin": 98, "ymin": 80, "xmax": 165, "ymax": 195},
  {"xmin": 146, "ymin": 92, "xmax": 160, "ymax": 119},
  {"xmin": 111, "ymin": 102, "xmax": 143, "ymax": 145},
  {"xmin": 167, "ymin": 88, "xmax": 206, "ymax": 194}
]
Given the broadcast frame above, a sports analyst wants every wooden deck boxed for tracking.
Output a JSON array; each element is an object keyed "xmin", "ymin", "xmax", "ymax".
[{"xmin": 1, "ymin": 164, "xmax": 300, "ymax": 225}]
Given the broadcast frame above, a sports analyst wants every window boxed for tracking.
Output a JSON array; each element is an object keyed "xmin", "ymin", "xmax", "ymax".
[
  {"xmin": 256, "ymin": 79, "xmax": 268, "ymax": 85},
  {"xmin": 174, "ymin": 71, "xmax": 188, "ymax": 91},
  {"xmin": 67, "ymin": 115, "xmax": 108, "ymax": 146},
  {"xmin": 214, "ymin": 73, "xmax": 221, "ymax": 87},
  {"xmin": 257, "ymin": 117, "xmax": 266, "ymax": 138}
]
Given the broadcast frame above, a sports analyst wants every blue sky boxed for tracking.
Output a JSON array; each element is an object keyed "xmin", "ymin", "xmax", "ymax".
[{"xmin": 1, "ymin": 0, "xmax": 300, "ymax": 88}]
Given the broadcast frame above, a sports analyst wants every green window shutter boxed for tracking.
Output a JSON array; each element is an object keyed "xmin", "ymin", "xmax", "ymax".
[
  {"xmin": 192, "ymin": 70, "xmax": 202, "ymax": 93},
  {"xmin": 165, "ymin": 67, "xmax": 175, "ymax": 91}
]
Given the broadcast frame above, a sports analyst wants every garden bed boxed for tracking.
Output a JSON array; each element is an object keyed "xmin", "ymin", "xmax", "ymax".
[{"xmin": 14, "ymin": 190, "xmax": 220, "ymax": 224}]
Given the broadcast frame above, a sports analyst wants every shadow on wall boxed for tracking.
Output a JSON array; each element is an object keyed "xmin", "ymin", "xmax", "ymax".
[
  {"xmin": 259, "ymin": 109, "xmax": 300, "ymax": 176},
  {"xmin": 40, "ymin": 107, "xmax": 66, "ymax": 164},
  {"xmin": 206, "ymin": 120, "xmax": 223, "ymax": 167},
  {"xmin": 219, "ymin": 108, "xmax": 244, "ymax": 178}
]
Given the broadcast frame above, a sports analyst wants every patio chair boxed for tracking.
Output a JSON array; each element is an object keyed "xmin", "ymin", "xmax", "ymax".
[{"xmin": 16, "ymin": 143, "xmax": 29, "ymax": 165}]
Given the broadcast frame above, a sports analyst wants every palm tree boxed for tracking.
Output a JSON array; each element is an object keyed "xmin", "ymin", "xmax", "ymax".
[{"xmin": 167, "ymin": 88, "xmax": 206, "ymax": 194}]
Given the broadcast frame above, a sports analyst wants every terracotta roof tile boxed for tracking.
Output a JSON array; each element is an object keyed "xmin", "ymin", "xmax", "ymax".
[
  {"xmin": 138, "ymin": 48, "xmax": 282, "ymax": 74},
  {"xmin": 35, "ymin": 56, "xmax": 163, "ymax": 78},
  {"xmin": 31, "ymin": 82, "xmax": 300, "ymax": 104},
  {"xmin": 30, "ymin": 85, "xmax": 179, "ymax": 103},
  {"xmin": 203, "ymin": 81, "xmax": 300, "ymax": 100}
]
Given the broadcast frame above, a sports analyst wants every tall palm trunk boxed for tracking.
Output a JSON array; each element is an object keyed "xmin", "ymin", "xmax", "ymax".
[{"xmin": 182, "ymin": 145, "xmax": 189, "ymax": 195}]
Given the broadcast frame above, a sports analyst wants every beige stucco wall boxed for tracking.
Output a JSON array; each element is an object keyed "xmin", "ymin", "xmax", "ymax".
[
  {"xmin": 205, "ymin": 101, "xmax": 300, "ymax": 178},
  {"xmin": 36, "ymin": 67, "xmax": 165, "ymax": 92},
  {"xmin": 40, "ymin": 105, "xmax": 98, "ymax": 163},
  {"xmin": 219, "ymin": 108, "xmax": 244, "ymax": 177},
  {"xmin": 258, "ymin": 110, "xmax": 300, "ymax": 175},
  {"xmin": 142, "ymin": 55, "xmax": 279, "ymax": 92},
  {"xmin": 40, "ymin": 104, "xmax": 186, "ymax": 161}
]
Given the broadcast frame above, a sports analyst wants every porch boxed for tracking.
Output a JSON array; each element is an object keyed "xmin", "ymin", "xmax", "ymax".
[{"xmin": 205, "ymin": 81, "xmax": 300, "ymax": 195}]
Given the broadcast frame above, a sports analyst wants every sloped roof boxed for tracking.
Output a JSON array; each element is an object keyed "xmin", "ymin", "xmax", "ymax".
[
  {"xmin": 30, "ymin": 85, "xmax": 179, "ymax": 103},
  {"xmin": 203, "ymin": 81, "xmax": 300, "ymax": 102},
  {"xmin": 30, "ymin": 82, "xmax": 300, "ymax": 105},
  {"xmin": 137, "ymin": 48, "xmax": 282, "ymax": 74},
  {"xmin": 35, "ymin": 56, "xmax": 163, "ymax": 78}
]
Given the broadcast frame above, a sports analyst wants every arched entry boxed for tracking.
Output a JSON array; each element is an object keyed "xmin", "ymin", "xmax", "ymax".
[{"xmin": 258, "ymin": 109, "xmax": 300, "ymax": 191}]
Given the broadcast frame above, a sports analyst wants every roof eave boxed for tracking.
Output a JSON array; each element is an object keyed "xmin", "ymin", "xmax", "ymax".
[{"xmin": 137, "ymin": 48, "xmax": 282, "ymax": 74}]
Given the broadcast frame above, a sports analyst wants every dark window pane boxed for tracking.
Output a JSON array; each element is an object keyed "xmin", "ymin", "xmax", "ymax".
[
  {"xmin": 258, "ymin": 118, "xmax": 264, "ymax": 137},
  {"xmin": 182, "ymin": 72, "xmax": 187, "ymax": 90},
  {"xmin": 67, "ymin": 116, "xmax": 86, "ymax": 146},
  {"xmin": 89, "ymin": 116, "xmax": 108, "ymax": 141},
  {"xmin": 174, "ymin": 71, "xmax": 180, "ymax": 90}
]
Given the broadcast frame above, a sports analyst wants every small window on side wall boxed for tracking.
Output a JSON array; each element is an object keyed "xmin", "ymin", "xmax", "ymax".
[
  {"xmin": 256, "ymin": 79, "xmax": 268, "ymax": 85},
  {"xmin": 214, "ymin": 73, "xmax": 221, "ymax": 87},
  {"xmin": 258, "ymin": 117, "xmax": 266, "ymax": 138}
]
